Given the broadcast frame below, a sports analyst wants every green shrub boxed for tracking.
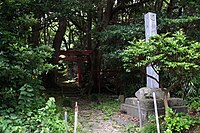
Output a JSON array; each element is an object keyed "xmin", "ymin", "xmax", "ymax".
[
  {"xmin": 0, "ymin": 97, "xmax": 66, "ymax": 133},
  {"xmin": 186, "ymin": 97, "xmax": 200, "ymax": 111},
  {"xmin": 93, "ymin": 95, "xmax": 121, "ymax": 117},
  {"xmin": 62, "ymin": 98, "xmax": 73, "ymax": 108},
  {"xmin": 141, "ymin": 115, "xmax": 158, "ymax": 133},
  {"xmin": 0, "ymin": 31, "xmax": 66, "ymax": 132},
  {"xmin": 163, "ymin": 108, "xmax": 196, "ymax": 133},
  {"xmin": 125, "ymin": 124, "xmax": 140, "ymax": 133},
  {"xmin": 141, "ymin": 123, "xmax": 157, "ymax": 133}
]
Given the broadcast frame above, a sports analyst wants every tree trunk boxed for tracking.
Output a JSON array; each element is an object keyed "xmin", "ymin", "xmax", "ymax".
[
  {"xmin": 52, "ymin": 17, "xmax": 67, "ymax": 63},
  {"xmin": 29, "ymin": 23, "xmax": 40, "ymax": 46},
  {"xmin": 163, "ymin": 90, "xmax": 169, "ymax": 116},
  {"xmin": 45, "ymin": 17, "xmax": 67, "ymax": 87},
  {"xmin": 167, "ymin": 0, "xmax": 176, "ymax": 17},
  {"xmin": 102, "ymin": 0, "xmax": 115, "ymax": 28},
  {"xmin": 86, "ymin": 10, "xmax": 98, "ymax": 94},
  {"xmin": 88, "ymin": 0, "xmax": 115, "ymax": 94},
  {"xmin": 155, "ymin": 0, "xmax": 163, "ymax": 12}
]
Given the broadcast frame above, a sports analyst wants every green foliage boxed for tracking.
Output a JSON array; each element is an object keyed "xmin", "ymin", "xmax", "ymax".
[
  {"xmin": 93, "ymin": 95, "xmax": 121, "ymax": 117},
  {"xmin": 158, "ymin": 0, "xmax": 200, "ymax": 40},
  {"xmin": 125, "ymin": 124, "xmax": 140, "ymax": 133},
  {"xmin": 36, "ymin": 97, "xmax": 65, "ymax": 132},
  {"xmin": 17, "ymin": 84, "xmax": 45, "ymax": 110},
  {"xmin": 97, "ymin": 23, "xmax": 144, "ymax": 43},
  {"xmin": 140, "ymin": 115, "xmax": 159, "ymax": 133},
  {"xmin": 185, "ymin": 97, "xmax": 200, "ymax": 111},
  {"xmin": 97, "ymin": 23, "xmax": 144, "ymax": 71},
  {"xmin": 0, "ymin": 37, "xmax": 54, "ymax": 108},
  {"xmin": 163, "ymin": 108, "xmax": 196, "ymax": 133},
  {"xmin": 141, "ymin": 123, "xmax": 157, "ymax": 133},
  {"xmin": 0, "ymin": 4, "xmax": 59, "ymax": 131},
  {"xmin": 121, "ymin": 31, "xmax": 200, "ymax": 70},
  {"xmin": 120, "ymin": 31, "xmax": 200, "ymax": 92},
  {"xmin": 182, "ymin": 71, "xmax": 200, "ymax": 97},
  {"xmin": 0, "ymin": 97, "xmax": 65, "ymax": 133},
  {"xmin": 159, "ymin": 15, "xmax": 200, "ymax": 38},
  {"xmin": 0, "ymin": 39, "xmax": 67, "ymax": 132}
]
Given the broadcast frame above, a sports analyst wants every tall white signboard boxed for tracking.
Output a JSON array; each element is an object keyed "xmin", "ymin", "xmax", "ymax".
[{"xmin": 144, "ymin": 12, "xmax": 159, "ymax": 88}]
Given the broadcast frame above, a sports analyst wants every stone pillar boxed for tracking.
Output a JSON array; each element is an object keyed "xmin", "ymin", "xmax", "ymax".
[{"xmin": 144, "ymin": 12, "xmax": 159, "ymax": 88}]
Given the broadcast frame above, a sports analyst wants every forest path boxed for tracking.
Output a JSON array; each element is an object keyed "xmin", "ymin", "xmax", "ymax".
[
  {"xmin": 53, "ymin": 73, "xmax": 139, "ymax": 132},
  {"xmin": 70, "ymin": 96, "xmax": 139, "ymax": 133}
]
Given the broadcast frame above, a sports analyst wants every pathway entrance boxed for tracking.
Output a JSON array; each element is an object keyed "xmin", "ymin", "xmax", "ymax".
[{"xmin": 70, "ymin": 96, "xmax": 139, "ymax": 133}]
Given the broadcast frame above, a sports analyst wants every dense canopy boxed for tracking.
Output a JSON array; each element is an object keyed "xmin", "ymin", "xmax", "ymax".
[{"xmin": 0, "ymin": 0, "xmax": 200, "ymax": 132}]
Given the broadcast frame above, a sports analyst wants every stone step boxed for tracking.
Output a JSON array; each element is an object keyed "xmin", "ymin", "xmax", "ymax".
[
  {"xmin": 48, "ymin": 91, "xmax": 81, "ymax": 97},
  {"xmin": 48, "ymin": 87, "xmax": 82, "ymax": 97},
  {"xmin": 121, "ymin": 97, "xmax": 188, "ymax": 120},
  {"xmin": 124, "ymin": 97, "xmax": 185, "ymax": 108}
]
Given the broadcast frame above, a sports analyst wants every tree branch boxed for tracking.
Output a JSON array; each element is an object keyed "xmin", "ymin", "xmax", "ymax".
[
  {"xmin": 68, "ymin": 16, "xmax": 86, "ymax": 32},
  {"xmin": 163, "ymin": 0, "xmax": 170, "ymax": 5},
  {"xmin": 146, "ymin": 73, "xmax": 160, "ymax": 84},
  {"xmin": 139, "ymin": 67, "xmax": 160, "ymax": 84},
  {"xmin": 112, "ymin": 0, "xmax": 153, "ymax": 15},
  {"xmin": 167, "ymin": 79, "xmax": 181, "ymax": 92},
  {"xmin": 151, "ymin": 63, "xmax": 159, "ymax": 75}
]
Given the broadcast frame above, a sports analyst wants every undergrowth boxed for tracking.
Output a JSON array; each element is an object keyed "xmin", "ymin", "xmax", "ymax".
[{"xmin": 91, "ymin": 95, "xmax": 121, "ymax": 118}]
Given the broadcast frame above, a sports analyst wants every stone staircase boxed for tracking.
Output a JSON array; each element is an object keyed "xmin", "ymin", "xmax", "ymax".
[{"xmin": 48, "ymin": 73, "xmax": 82, "ymax": 97}]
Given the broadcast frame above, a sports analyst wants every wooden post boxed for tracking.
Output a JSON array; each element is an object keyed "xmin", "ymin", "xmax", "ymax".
[
  {"xmin": 74, "ymin": 102, "xmax": 78, "ymax": 133},
  {"xmin": 77, "ymin": 63, "xmax": 81, "ymax": 85},
  {"xmin": 153, "ymin": 92, "xmax": 160, "ymax": 133},
  {"xmin": 137, "ymin": 100, "xmax": 142, "ymax": 129},
  {"xmin": 64, "ymin": 111, "xmax": 68, "ymax": 133},
  {"xmin": 98, "ymin": 72, "xmax": 101, "ymax": 94}
]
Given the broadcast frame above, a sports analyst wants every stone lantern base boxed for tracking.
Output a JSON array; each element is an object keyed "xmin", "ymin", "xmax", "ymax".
[{"xmin": 120, "ymin": 97, "xmax": 187, "ymax": 120}]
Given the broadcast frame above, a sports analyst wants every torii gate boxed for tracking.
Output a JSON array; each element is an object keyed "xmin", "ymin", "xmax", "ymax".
[
  {"xmin": 57, "ymin": 50, "xmax": 120, "ymax": 94},
  {"xmin": 57, "ymin": 50, "xmax": 92, "ymax": 85}
]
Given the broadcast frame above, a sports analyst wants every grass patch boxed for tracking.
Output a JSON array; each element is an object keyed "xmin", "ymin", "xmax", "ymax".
[{"xmin": 91, "ymin": 95, "xmax": 121, "ymax": 117}]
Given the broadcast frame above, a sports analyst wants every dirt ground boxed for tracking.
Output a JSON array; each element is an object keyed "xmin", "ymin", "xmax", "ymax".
[{"xmin": 70, "ymin": 96, "xmax": 139, "ymax": 133}]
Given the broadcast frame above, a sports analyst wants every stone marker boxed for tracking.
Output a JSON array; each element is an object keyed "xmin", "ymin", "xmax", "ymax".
[
  {"xmin": 118, "ymin": 95, "xmax": 125, "ymax": 103},
  {"xmin": 121, "ymin": 12, "xmax": 187, "ymax": 121},
  {"xmin": 145, "ymin": 12, "xmax": 159, "ymax": 89}
]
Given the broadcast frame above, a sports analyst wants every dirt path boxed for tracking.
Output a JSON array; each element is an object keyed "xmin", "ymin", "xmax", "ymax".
[
  {"xmin": 71, "ymin": 97, "xmax": 139, "ymax": 133},
  {"xmin": 50, "ymin": 79, "xmax": 139, "ymax": 133},
  {"xmin": 80, "ymin": 109, "xmax": 122, "ymax": 133}
]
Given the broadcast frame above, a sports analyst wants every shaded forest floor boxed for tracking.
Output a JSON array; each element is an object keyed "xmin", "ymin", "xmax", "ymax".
[
  {"xmin": 50, "ymin": 91, "xmax": 140, "ymax": 133},
  {"xmin": 45, "ymin": 76, "xmax": 140, "ymax": 132},
  {"xmin": 46, "ymin": 74, "xmax": 200, "ymax": 133},
  {"xmin": 70, "ymin": 96, "xmax": 139, "ymax": 133}
]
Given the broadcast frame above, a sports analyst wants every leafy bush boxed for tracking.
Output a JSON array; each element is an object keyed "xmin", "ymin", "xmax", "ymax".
[
  {"xmin": 0, "ymin": 30, "xmax": 66, "ymax": 132},
  {"xmin": 0, "ymin": 36, "xmax": 54, "ymax": 109},
  {"xmin": 125, "ymin": 124, "xmax": 140, "ymax": 133},
  {"xmin": 185, "ymin": 97, "xmax": 200, "ymax": 112},
  {"xmin": 141, "ymin": 123, "xmax": 157, "ymax": 133},
  {"xmin": 140, "ymin": 115, "xmax": 158, "ymax": 133},
  {"xmin": 163, "ymin": 108, "xmax": 196, "ymax": 133},
  {"xmin": 120, "ymin": 31, "xmax": 200, "ymax": 100},
  {"xmin": 93, "ymin": 95, "xmax": 121, "ymax": 117},
  {"xmin": 0, "ymin": 97, "xmax": 65, "ymax": 133}
]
